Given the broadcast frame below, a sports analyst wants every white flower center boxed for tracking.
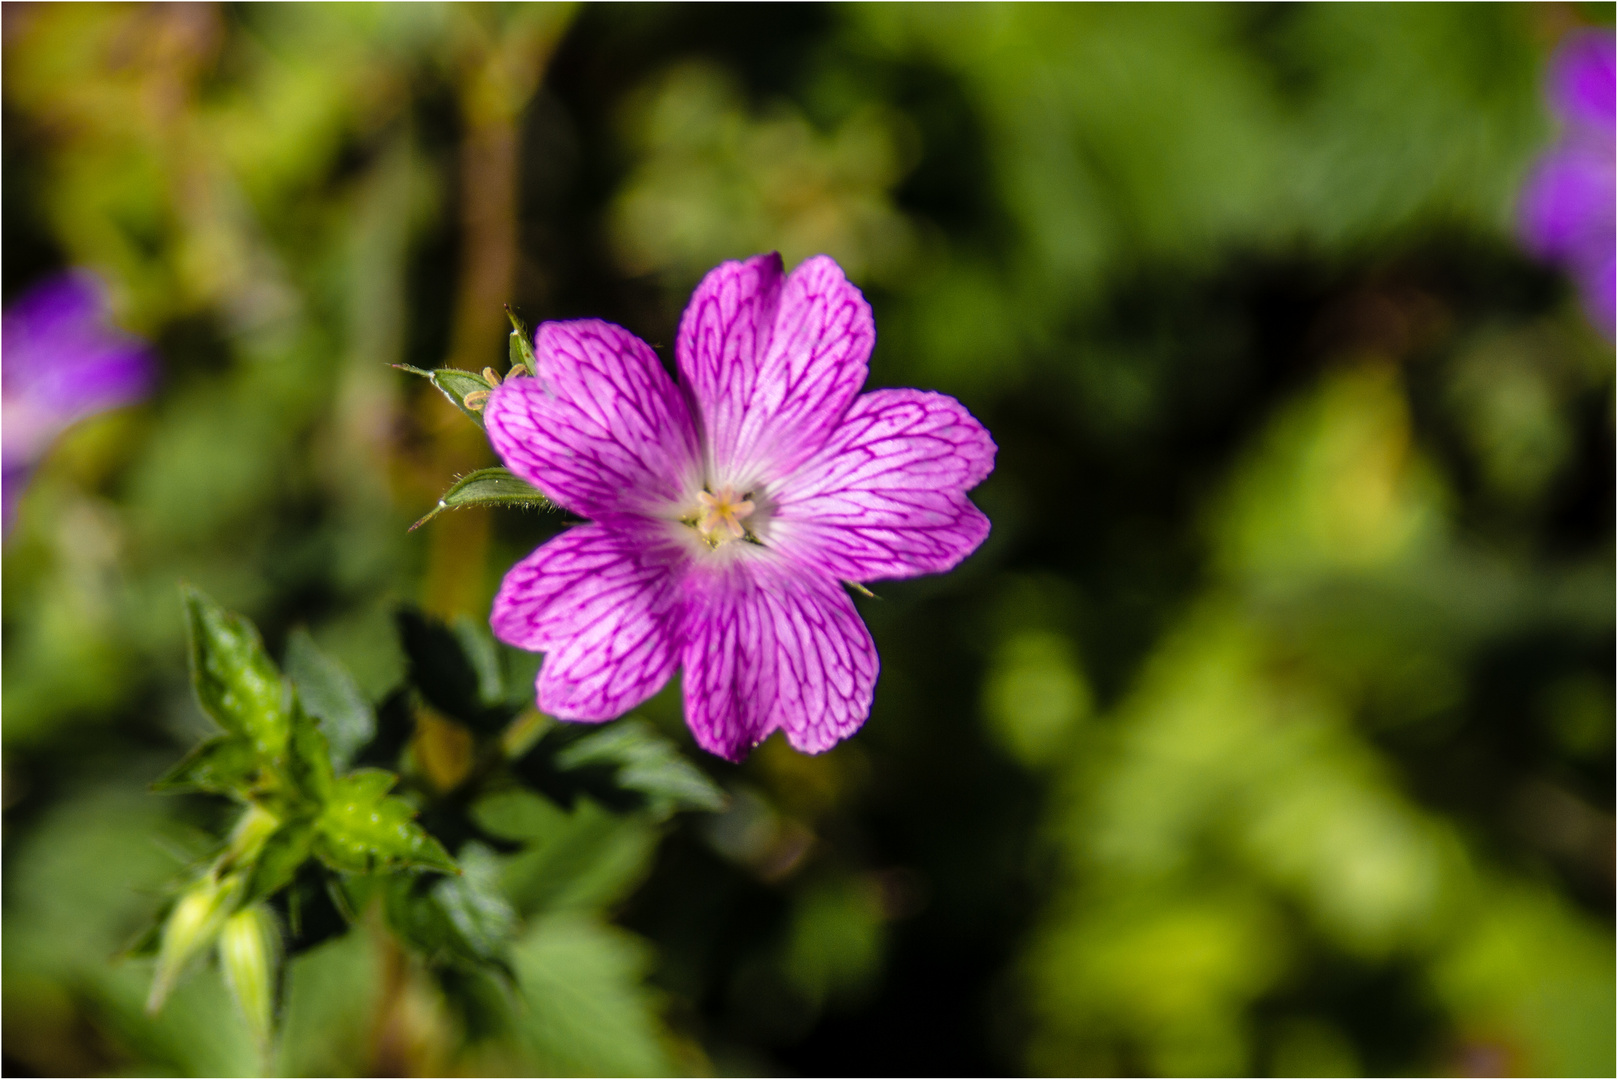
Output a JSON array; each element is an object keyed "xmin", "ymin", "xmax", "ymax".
[{"xmin": 685, "ymin": 484, "xmax": 760, "ymax": 549}]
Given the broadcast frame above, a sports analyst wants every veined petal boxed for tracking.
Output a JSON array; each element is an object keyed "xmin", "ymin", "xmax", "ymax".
[
  {"xmin": 491, "ymin": 522, "xmax": 685, "ymax": 721},
  {"xmin": 773, "ymin": 388, "xmax": 995, "ymax": 582},
  {"xmin": 677, "ymin": 254, "xmax": 874, "ymax": 486},
  {"xmin": 485, "ymin": 320, "xmax": 699, "ymax": 519},
  {"xmin": 680, "ymin": 558, "xmax": 877, "ymax": 761}
]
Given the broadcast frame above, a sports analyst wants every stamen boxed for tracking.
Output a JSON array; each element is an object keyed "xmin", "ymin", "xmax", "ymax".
[{"xmin": 690, "ymin": 485, "xmax": 758, "ymax": 547}]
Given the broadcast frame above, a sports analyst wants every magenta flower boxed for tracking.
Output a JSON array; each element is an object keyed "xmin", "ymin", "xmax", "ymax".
[
  {"xmin": 1518, "ymin": 29, "xmax": 1615, "ymax": 339},
  {"xmin": 485, "ymin": 254, "xmax": 994, "ymax": 760},
  {"xmin": 2, "ymin": 271, "xmax": 156, "ymax": 532}
]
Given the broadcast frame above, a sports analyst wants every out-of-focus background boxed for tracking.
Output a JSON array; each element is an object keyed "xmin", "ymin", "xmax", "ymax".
[{"xmin": 3, "ymin": 4, "xmax": 1613, "ymax": 1076}]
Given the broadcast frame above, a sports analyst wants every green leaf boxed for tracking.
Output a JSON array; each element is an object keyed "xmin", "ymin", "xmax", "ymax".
[
  {"xmin": 385, "ymin": 842, "xmax": 516, "ymax": 968},
  {"xmin": 473, "ymin": 791, "xmax": 659, "ymax": 915},
  {"xmin": 153, "ymin": 735, "xmax": 261, "ymax": 796},
  {"xmin": 410, "ymin": 467, "xmax": 551, "ymax": 531},
  {"xmin": 512, "ymin": 913, "xmax": 675, "ymax": 1076},
  {"xmin": 286, "ymin": 629, "xmax": 375, "ymax": 771},
  {"xmin": 313, "ymin": 769, "xmax": 457, "ymax": 875},
  {"xmin": 396, "ymin": 607, "xmax": 520, "ymax": 732},
  {"xmin": 433, "ymin": 842, "xmax": 516, "ymax": 960},
  {"xmin": 243, "ymin": 818, "xmax": 317, "ymax": 905},
  {"xmin": 395, "ymin": 364, "xmax": 492, "ymax": 428},
  {"xmin": 555, "ymin": 720, "xmax": 728, "ymax": 815},
  {"xmin": 286, "ymin": 699, "xmax": 336, "ymax": 804},
  {"xmin": 182, "ymin": 587, "xmax": 289, "ymax": 761},
  {"xmin": 453, "ymin": 615, "xmax": 506, "ymax": 707}
]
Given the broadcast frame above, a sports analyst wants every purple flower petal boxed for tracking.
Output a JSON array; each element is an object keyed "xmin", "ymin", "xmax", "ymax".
[
  {"xmin": 2, "ymin": 270, "xmax": 156, "ymax": 432},
  {"xmin": 1575, "ymin": 248, "xmax": 1617, "ymax": 339},
  {"xmin": 677, "ymin": 253, "xmax": 874, "ymax": 487},
  {"xmin": 1549, "ymin": 30, "xmax": 1616, "ymax": 132},
  {"xmin": 680, "ymin": 557, "xmax": 878, "ymax": 761},
  {"xmin": 490, "ymin": 521, "xmax": 686, "ymax": 721},
  {"xmin": 2, "ymin": 270, "xmax": 156, "ymax": 534},
  {"xmin": 773, "ymin": 388, "xmax": 995, "ymax": 582},
  {"xmin": 1519, "ymin": 146, "xmax": 1616, "ymax": 262},
  {"xmin": 485, "ymin": 319, "xmax": 701, "ymax": 520},
  {"xmin": 1518, "ymin": 28, "xmax": 1616, "ymax": 340}
]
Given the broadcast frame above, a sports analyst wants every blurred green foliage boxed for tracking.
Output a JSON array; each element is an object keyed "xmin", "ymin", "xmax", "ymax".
[{"xmin": 4, "ymin": 3, "xmax": 1612, "ymax": 1076}]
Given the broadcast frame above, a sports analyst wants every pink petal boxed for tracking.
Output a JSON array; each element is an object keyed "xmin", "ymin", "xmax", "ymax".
[
  {"xmin": 676, "ymin": 254, "xmax": 874, "ymax": 487},
  {"xmin": 680, "ymin": 558, "xmax": 877, "ymax": 761},
  {"xmin": 772, "ymin": 388, "xmax": 995, "ymax": 582},
  {"xmin": 490, "ymin": 522, "xmax": 686, "ymax": 721},
  {"xmin": 485, "ymin": 320, "xmax": 700, "ymax": 520}
]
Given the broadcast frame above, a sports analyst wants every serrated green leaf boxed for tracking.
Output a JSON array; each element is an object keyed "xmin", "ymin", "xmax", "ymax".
[
  {"xmin": 313, "ymin": 769, "xmax": 456, "ymax": 875},
  {"xmin": 153, "ymin": 735, "xmax": 261, "ymax": 796},
  {"xmin": 243, "ymin": 819, "xmax": 317, "ymax": 905},
  {"xmin": 555, "ymin": 720, "xmax": 728, "ymax": 815},
  {"xmin": 410, "ymin": 467, "xmax": 551, "ymax": 530},
  {"xmin": 386, "ymin": 842, "xmax": 516, "ymax": 968},
  {"xmin": 182, "ymin": 587, "xmax": 289, "ymax": 761},
  {"xmin": 434, "ymin": 842, "xmax": 517, "ymax": 959},
  {"xmin": 396, "ymin": 364, "xmax": 492, "ymax": 428},
  {"xmin": 286, "ymin": 629, "xmax": 375, "ymax": 771}
]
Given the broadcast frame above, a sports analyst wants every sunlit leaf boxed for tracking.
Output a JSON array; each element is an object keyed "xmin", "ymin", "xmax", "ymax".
[
  {"xmin": 182, "ymin": 587, "xmax": 289, "ymax": 761},
  {"xmin": 153, "ymin": 735, "xmax": 261, "ymax": 797},
  {"xmin": 313, "ymin": 769, "xmax": 456, "ymax": 875}
]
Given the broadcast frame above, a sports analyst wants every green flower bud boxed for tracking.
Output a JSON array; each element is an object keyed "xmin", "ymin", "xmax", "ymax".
[
  {"xmin": 222, "ymin": 803, "xmax": 281, "ymax": 870},
  {"xmin": 218, "ymin": 904, "xmax": 280, "ymax": 1047},
  {"xmin": 147, "ymin": 874, "xmax": 231, "ymax": 1014}
]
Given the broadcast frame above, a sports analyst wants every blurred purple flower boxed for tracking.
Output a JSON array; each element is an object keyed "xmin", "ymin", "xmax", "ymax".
[
  {"xmin": 485, "ymin": 253, "xmax": 995, "ymax": 760},
  {"xmin": 2, "ymin": 271, "xmax": 156, "ymax": 532},
  {"xmin": 1518, "ymin": 29, "xmax": 1615, "ymax": 338}
]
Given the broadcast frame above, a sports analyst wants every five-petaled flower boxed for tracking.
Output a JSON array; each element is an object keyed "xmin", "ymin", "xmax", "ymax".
[
  {"xmin": 485, "ymin": 254, "xmax": 995, "ymax": 761},
  {"xmin": 2, "ymin": 271, "xmax": 156, "ymax": 534},
  {"xmin": 1518, "ymin": 29, "xmax": 1615, "ymax": 340}
]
